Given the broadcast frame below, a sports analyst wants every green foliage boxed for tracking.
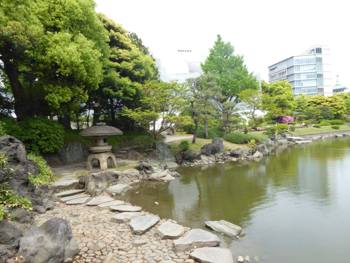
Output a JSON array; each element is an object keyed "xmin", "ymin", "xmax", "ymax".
[
  {"xmin": 18, "ymin": 118, "xmax": 64, "ymax": 154},
  {"xmin": 0, "ymin": 205, "xmax": 4, "ymax": 221},
  {"xmin": 0, "ymin": 0, "xmax": 109, "ymax": 119},
  {"xmin": 178, "ymin": 140, "xmax": 190, "ymax": 152},
  {"xmin": 331, "ymin": 125, "xmax": 340, "ymax": 130},
  {"xmin": 247, "ymin": 139, "xmax": 257, "ymax": 150},
  {"xmin": 123, "ymin": 81, "xmax": 188, "ymax": 139},
  {"xmin": 264, "ymin": 124, "xmax": 289, "ymax": 137},
  {"xmin": 107, "ymin": 133, "xmax": 155, "ymax": 151},
  {"xmin": 196, "ymin": 127, "xmax": 224, "ymax": 139},
  {"xmin": 201, "ymin": 35, "xmax": 257, "ymax": 132},
  {"xmin": 313, "ymin": 124, "xmax": 321, "ymax": 128},
  {"xmin": 329, "ymin": 119, "xmax": 344, "ymax": 125},
  {"xmin": 0, "ymin": 121, "xmax": 5, "ymax": 136},
  {"xmin": 224, "ymin": 132, "xmax": 263, "ymax": 144},
  {"xmin": 262, "ymin": 81, "xmax": 295, "ymax": 119},
  {"xmin": 27, "ymin": 154, "xmax": 54, "ymax": 186},
  {"xmin": 0, "ymin": 153, "xmax": 7, "ymax": 168},
  {"xmin": 0, "ymin": 118, "xmax": 22, "ymax": 137},
  {"xmin": 319, "ymin": 120, "xmax": 330, "ymax": 126},
  {"xmin": 0, "ymin": 184, "xmax": 32, "ymax": 220}
]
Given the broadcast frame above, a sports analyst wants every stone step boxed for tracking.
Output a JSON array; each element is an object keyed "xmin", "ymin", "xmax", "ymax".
[
  {"xmin": 109, "ymin": 205, "xmax": 142, "ymax": 212},
  {"xmin": 106, "ymin": 184, "xmax": 131, "ymax": 195},
  {"xmin": 52, "ymin": 179, "xmax": 80, "ymax": 191},
  {"xmin": 98, "ymin": 200, "xmax": 125, "ymax": 208},
  {"xmin": 190, "ymin": 247, "xmax": 233, "ymax": 263},
  {"xmin": 60, "ymin": 193, "xmax": 90, "ymax": 202},
  {"xmin": 111, "ymin": 212, "xmax": 143, "ymax": 223},
  {"xmin": 174, "ymin": 229, "xmax": 220, "ymax": 252},
  {"xmin": 157, "ymin": 221, "xmax": 185, "ymax": 239},
  {"xmin": 55, "ymin": 189, "xmax": 85, "ymax": 198},
  {"xmin": 86, "ymin": 196, "xmax": 115, "ymax": 206},
  {"xmin": 205, "ymin": 220, "xmax": 242, "ymax": 238},
  {"xmin": 129, "ymin": 214, "xmax": 160, "ymax": 234},
  {"xmin": 66, "ymin": 196, "xmax": 91, "ymax": 205}
]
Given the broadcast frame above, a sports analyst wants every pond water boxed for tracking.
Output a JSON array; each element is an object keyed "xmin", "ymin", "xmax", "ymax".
[{"xmin": 124, "ymin": 138, "xmax": 350, "ymax": 263}]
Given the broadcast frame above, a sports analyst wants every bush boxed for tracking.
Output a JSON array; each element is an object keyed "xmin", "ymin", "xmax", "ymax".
[
  {"xmin": 329, "ymin": 119, "xmax": 344, "ymax": 125},
  {"xmin": 196, "ymin": 127, "xmax": 223, "ymax": 139},
  {"xmin": 331, "ymin": 125, "xmax": 340, "ymax": 130},
  {"xmin": 313, "ymin": 124, "xmax": 321, "ymax": 128},
  {"xmin": 224, "ymin": 132, "xmax": 263, "ymax": 144},
  {"xmin": 0, "ymin": 118, "xmax": 22, "ymax": 137},
  {"xmin": 0, "ymin": 184, "xmax": 32, "ymax": 220},
  {"xmin": 27, "ymin": 154, "xmax": 54, "ymax": 186},
  {"xmin": 0, "ymin": 122, "xmax": 5, "ymax": 136},
  {"xmin": 18, "ymin": 118, "xmax": 65, "ymax": 154},
  {"xmin": 108, "ymin": 132, "xmax": 155, "ymax": 150},
  {"xmin": 178, "ymin": 140, "xmax": 190, "ymax": 152},
  {"xmin": 264, "ymin": 124, "xmax": 289, "ymax": 137},
  {"xmin": 0, "ymin": 153, "xmax": 7, "ymax": 169},
  {"xmin": 319, "ymin": 120, "xmax": 330, "ymax": 126}
]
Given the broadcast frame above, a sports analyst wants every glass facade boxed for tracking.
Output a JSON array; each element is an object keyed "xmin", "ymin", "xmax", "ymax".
[{"xmin": 268, "ymin": 47, "xmax": 332, "ymax": 96}]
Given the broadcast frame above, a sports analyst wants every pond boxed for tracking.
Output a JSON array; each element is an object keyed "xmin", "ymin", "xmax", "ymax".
[{"xmin": 124, "ymin": 138, "xmax": 350, "ymax": 263}]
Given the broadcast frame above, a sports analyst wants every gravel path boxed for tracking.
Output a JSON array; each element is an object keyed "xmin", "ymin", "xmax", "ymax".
[{"xmin": 35, "ymin": 203, "xmax": 194, "ymax": 263}]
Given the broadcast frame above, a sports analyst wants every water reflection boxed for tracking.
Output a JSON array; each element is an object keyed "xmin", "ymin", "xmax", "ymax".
[{"xmin": 125, "ymin": 138, "xmax": 350, "ymax": 263}]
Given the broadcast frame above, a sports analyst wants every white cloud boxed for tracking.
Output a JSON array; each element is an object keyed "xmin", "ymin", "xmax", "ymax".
[{"xmin": 96, "ymin": 0, "xmax": 350, "ymax": 86}]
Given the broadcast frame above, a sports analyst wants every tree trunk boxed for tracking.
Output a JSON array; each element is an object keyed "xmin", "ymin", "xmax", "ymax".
[
  {"xmin": 204, "ymin": 118, "xmax": 209, "ymax": 139},
  {"xmin": 59, "ymin": 113, "xmax": 71, "ymax": 130},
  {"xmin": 192, "ymin": 119, "xmax": 198, "ymax": 144},
  {"xmin": 2, "ymin": 55, "xmax": 32, "ymax": 120}
]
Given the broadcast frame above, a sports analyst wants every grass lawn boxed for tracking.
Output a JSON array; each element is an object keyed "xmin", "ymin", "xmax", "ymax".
[
  {"xmin": 291, "ymin": 125, "xmax": 350, "ymax": 136},
  {"xmin": 168, "ymin": 137, "xmax": 247, "ymax": 154}
]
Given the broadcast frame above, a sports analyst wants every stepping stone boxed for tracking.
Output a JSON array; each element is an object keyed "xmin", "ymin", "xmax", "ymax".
[
  {"xmin": 98, "ymin": 200, "xmax": 125, "ymax": 208},
  {"xmin": 109, "ymin": 205, "xmax": 142, "ymax": 212},
  {"xmin": 66, "ymin": 196, "xmax": 91, "ymax": 205},
  {"xmin": 106, "ymin": 184, "xmax": 131, "ymax": 195},
  {"xmin": 60, "ymin": 193, "xmax": 89, "ymax": 202},
  {"xmin": 111, "ymin": 212, "xmax": 142, "ymax": 223},
  {"xmin": 174, "ymin": 229, "xmax": 220, "ymax": 252},
  {"xmin": 55, "ymin": 189, "xmax": 85, "ymax": 198},
  {"xmin": 52, "ymin": 179, "xmax": 79, "ymax": 189},
  {"xmin": 129, "ymin": 214, "xmax": 160, "ymax": 234},
  {"xmin": 190, "ymin": 247, "xmax": 233, "ymax": 263},
  {"xmin": 205, "ymin": 220, "xmax": 242, "ymax": 238},
  {"xmin": 157, "ymin": 221, "xmax": 185, "ymax": 239},
  {"xmin": 86, "ymin": 195, "xmax": 115, "ymax": 206}
]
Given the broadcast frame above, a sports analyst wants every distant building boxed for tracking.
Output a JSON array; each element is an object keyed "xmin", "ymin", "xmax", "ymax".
[
  {"xmin": 268, "ymin": 46, "xmax": 333, "ymax": 96},
  {"xmin": 333, "ymin": 75, "xmax": 349, "ymax": 94},
  {"xmin": 156, "ymin": 49, "xmax": 202, "ymax": 82}
]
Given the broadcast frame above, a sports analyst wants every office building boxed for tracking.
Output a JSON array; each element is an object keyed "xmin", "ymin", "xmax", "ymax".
[{"xmin": 268, "ymin": 46, "xmax": 333, "ymax": 96}]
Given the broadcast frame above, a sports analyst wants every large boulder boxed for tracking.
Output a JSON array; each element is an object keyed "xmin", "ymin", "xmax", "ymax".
[
  {"xmin": 18, "ymin": 218, "xmax": 79, "ymax": 263},
  {"xmin": 80, "ymin": 170, "xmax": 119, "ymax": 196},
  {"xmin": 0, "ymin": 135, "xmax": 27, "ymax": 164},
  {"xmin": 175, "ymin": 150, "xmax": 200, "ymax": 164},
  {"xmin": 58, "ymin": 142, "xmax": 88, "ymax": 165},
  {"xmin": 200, "ymin": 138, "xmax": 224, "ymax": 156},
  {"xmin": 0, "ymin": 220, "xmax": 23, "ymax": 245}
]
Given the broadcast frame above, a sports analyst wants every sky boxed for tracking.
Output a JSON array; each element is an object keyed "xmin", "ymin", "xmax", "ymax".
[{"xmin": 96, "ymin": 0, "xmax": 350, "ymax": 86}]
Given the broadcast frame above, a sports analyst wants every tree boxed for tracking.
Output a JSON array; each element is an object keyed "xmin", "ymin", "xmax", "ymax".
[
  {"xmin": 90, "ymin": 15, "xmax": 158, "ymax": 129},
  {"xmin": 239, "ymin": 88, "xmax": 262, "ymax": 127},
  {"xmin": 186, "ymin": 74, "xmax": 222, "ymax": 143},
  {"xmin": 262, "ymin": 80, "xmax": 296, "ymax": 119},
  {"xmin": 0, "ymin": 0, "xmax": 108, "ymax": 122},
  {"xmin": 201, "ymin": 35, "xmax": 257, "ymax": 132},
  {"xmin": 122, "ymin": 81, "xmax": 189, "ymax": 139},
  {"xmin": 305, "ymin": 95, "xmax": 346, "ymax": 121}
]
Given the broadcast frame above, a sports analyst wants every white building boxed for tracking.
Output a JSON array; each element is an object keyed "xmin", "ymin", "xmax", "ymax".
[{"xmin": 268, "ymin": 46, "xmax": 334, "ymax": 96}]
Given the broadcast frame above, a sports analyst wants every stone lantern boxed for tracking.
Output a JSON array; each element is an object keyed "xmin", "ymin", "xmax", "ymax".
[{"xmin": 80, "ymin": 123, "xmax": 123, "ymax": 170}]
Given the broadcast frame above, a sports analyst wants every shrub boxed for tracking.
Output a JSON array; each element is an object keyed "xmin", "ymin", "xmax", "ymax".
[
  {"xmin": 0, "ymin": 153, "xmax": 7, "ymax": 169},
  {"xmin": 0, "ymin": 122, "xmax": 5, "ymax": 136},
  {"xmin": 313, "ymin": 124, "xmax": 321, "ymax": 128},
  {"xmin": 329, "ymin": 119, "xmax": 344, "ymax": 125},
  {"xmin": 27, "ymin": 154, "xmax": 54, "ymax": 186},
  {"xmin": 331, "ymin": 125, "xmax": 340, "ymax": 130},
  {"xmin": 18, "ymin": 118, "xmax": 65, "ymax": 154},
  {"xmin": 178, "ymin": 140, "xmax": 190, "ymax": 152},
  {"xmin": 264, "ymin": 124, "xmax": 289, "ymax": 137},
  {"xmin": 197, "ymin": 127, "xmax": 224, "ymax": 139},
  {"xmin": 0, "ymin": 184, "xmax": 32, "ymax": 220},
  {"xmin": 224, "ymin": 132, "xmax": 263, "ymax": 144},
  {"xmin": 319, "ymin": 120, "xmax": 330, "ymax": 126},
  {"xmin": 0, "ymin": 118, "xmax": 22, "ymax": 137},
  {"xmin": 247, "ymin": 139, "xmax": 257, "ymax": 150}
]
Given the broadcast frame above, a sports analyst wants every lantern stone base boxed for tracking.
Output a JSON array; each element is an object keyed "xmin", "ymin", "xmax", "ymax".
[{"xmin": 87, "ymin": 152, "xmax": 117, "ymax": 170}]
